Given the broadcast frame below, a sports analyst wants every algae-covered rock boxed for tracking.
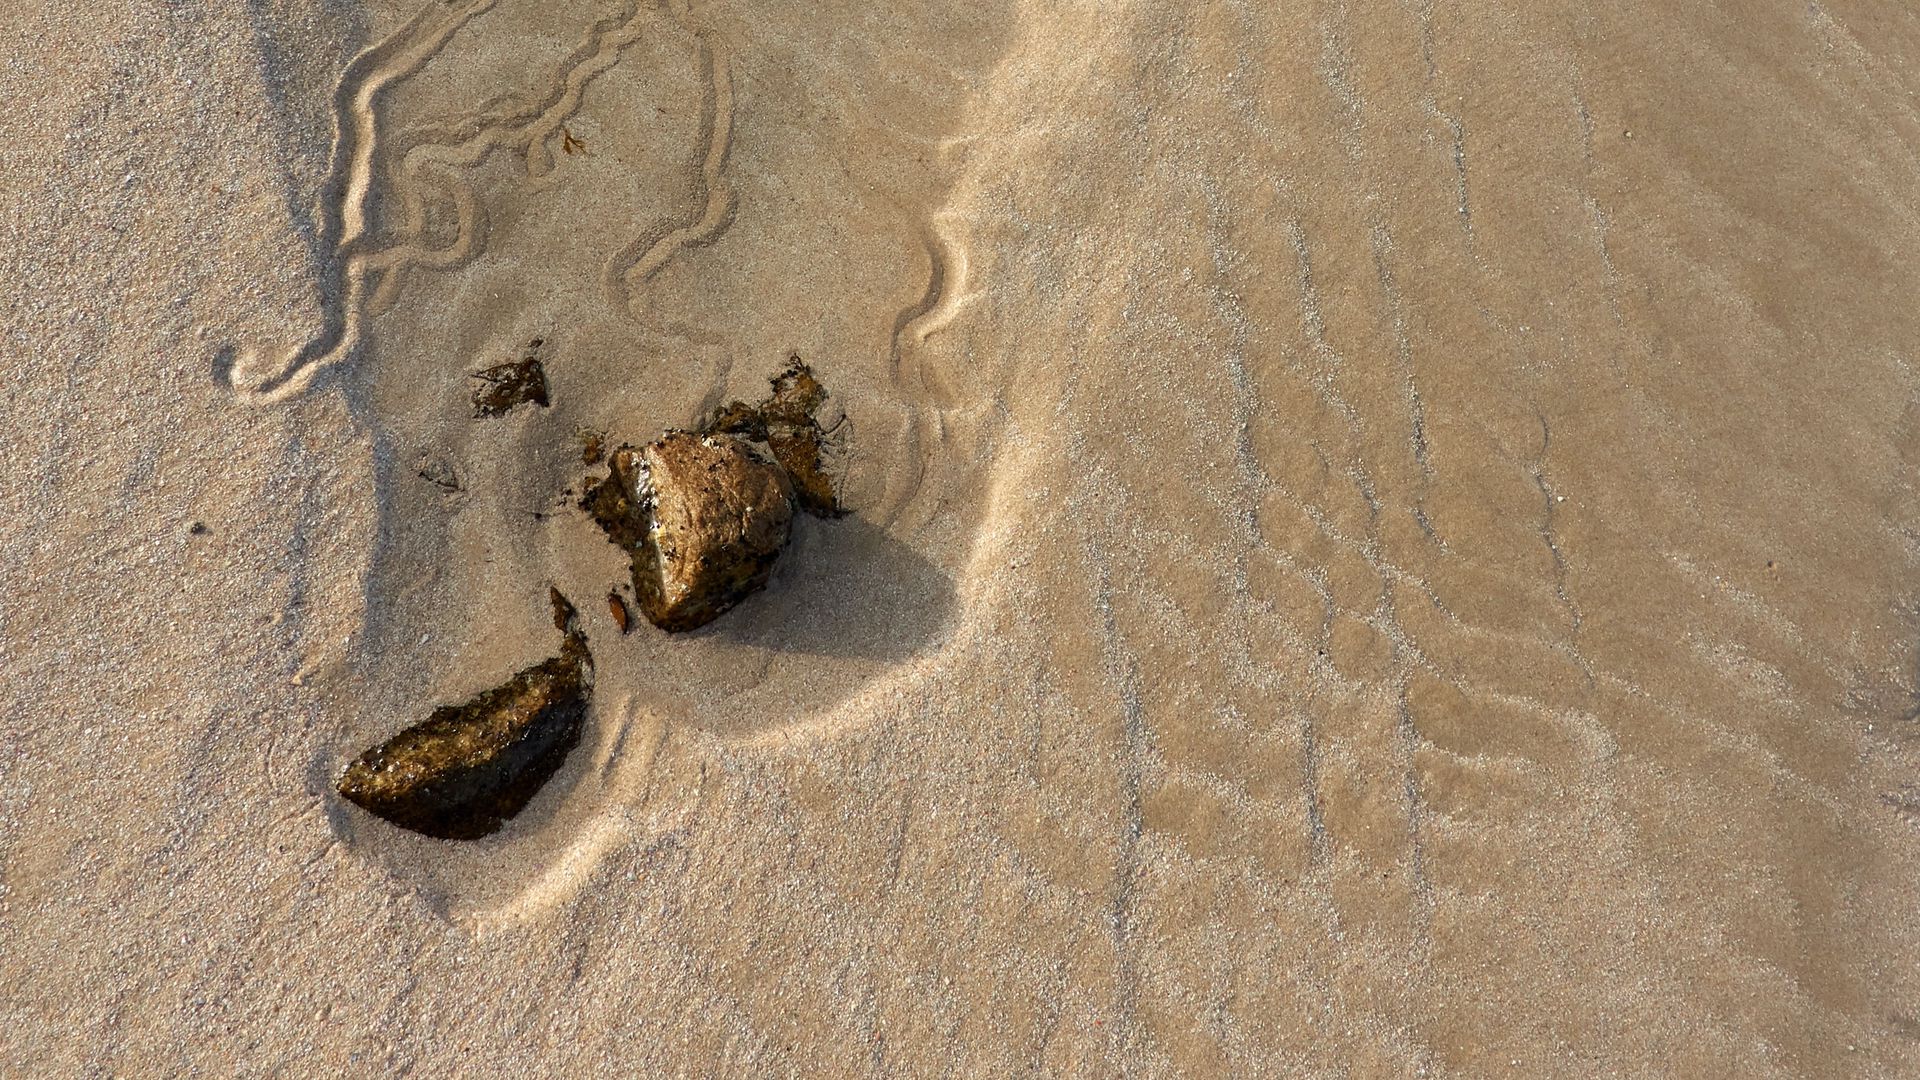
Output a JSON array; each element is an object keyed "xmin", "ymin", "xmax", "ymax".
[
  {"xmin": 584, "ymin": 432, "xmax": 795, "ymax": 632},
  {"xmin": 580, "ymin": 445, "xmax": 651, "ymax": 552},
  {"xmin": 336, "ymin": 589, "xmax": 592, "ymax": 839},
  {"xmin": 705, "ymin": 358, "xmax": 843, "ymax": 517}
]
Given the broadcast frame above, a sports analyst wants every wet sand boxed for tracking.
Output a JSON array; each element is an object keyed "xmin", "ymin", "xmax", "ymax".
[{"xmin": 5, "ymin": 0, "xmax": 1920, "ymax": 1074}]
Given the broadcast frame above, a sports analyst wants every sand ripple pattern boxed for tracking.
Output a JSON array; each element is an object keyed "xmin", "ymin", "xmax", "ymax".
[
  {"xmin": 100, "ymin": 0, "xmax": 1920, "ymax": 1075},
  {"xmin": 220, "ymin": 0, "xmax": 728, "ymax": 402}
]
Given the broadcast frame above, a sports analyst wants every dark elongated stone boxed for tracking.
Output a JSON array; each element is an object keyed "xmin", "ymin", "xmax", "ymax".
[
  {"xmin": 337, "ymin": 590, "xmax": 592, "ymax": 839},
  {"xmin": 583, "ymin": 432, "xmax": 795, "ymax": 632}
]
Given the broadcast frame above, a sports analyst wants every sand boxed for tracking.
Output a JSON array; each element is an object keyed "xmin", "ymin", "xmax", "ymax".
[{"xmin": 5, "ymin": 0, "xmax": 1920, "ymax": 1074}]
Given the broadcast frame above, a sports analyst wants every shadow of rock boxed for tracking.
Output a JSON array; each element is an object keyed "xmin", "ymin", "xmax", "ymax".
[{"xmin": 694, "ymin": 512, "xmax": 956, "ymax": 663}]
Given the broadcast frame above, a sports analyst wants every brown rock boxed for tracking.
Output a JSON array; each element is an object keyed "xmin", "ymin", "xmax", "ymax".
[
  {"xmin": 583, "ymin": 432, "xmax": 795, "ymax": 632},
  {"xmin": 764, "ymin": 423, "xmax": 838, "ymax": 518},
  {"xmin": 704, "ymin": 358, "xmax": 843, "ymax": 517}
]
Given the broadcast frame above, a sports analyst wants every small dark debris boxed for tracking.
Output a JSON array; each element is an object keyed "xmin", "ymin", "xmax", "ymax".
[
  {"xmin": 470, "ymin": 354, "xmax": 550, "ymax": 418},
  {"xmin": 608, "ymin": 591, "xmax": 632, "ymax": 634},
  {"xmin": 188, "ymin": 521, "xmax": 210, "ymax": 535},
  {"xmin": 579, "ymin": 428, "xmax": 607, "ymax": 466},
  {"xmin": 417, "ymin": 456, "xmax": 463, "ymax": 493}
]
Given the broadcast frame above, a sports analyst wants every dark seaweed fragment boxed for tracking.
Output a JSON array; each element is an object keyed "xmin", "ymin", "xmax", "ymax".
[
  {"xmin": 579, "ymin": 428, "xmax": 607, "ymax": 465},
  {"xmin": 336, "ymin": 589, "xmax": 592, "ymax": 839},
  {"xmin": 469, "ymin": 355, "xmax": 550, "ymax": 418}
]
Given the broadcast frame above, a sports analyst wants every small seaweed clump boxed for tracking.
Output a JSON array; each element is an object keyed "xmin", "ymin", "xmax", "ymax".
[
  {"xmin": 581, "ymin": 359, "xmax": 844, "ymax": 632},
  {"xmin": 469, "ymin": 339, "xmax": 551, "ymax": 418},
  {"xmin": 336, "ymin": 589, "xmax": 592, "ymax": 839}
]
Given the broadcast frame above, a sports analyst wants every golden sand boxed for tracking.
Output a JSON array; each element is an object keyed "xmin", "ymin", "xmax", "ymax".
[{"xmin": 4, "ymin": 0, "xmax": 1920, "ymax": 1074}]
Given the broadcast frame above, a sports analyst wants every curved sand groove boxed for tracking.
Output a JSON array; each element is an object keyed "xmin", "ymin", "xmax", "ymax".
[
  {"xmin": 223, "ymin": 0, "xmax": 498, "ymax": 403},
  {"xmin": 464, "ymin": 644, "xmax": 963, "ymax": 933},
  {"xmin": 461, "ymin": 697, "xmax": 672, "ymax": 934},
  {"xmin": 461, "ymin": 808, "xmax": 647, "ymax": 934},
  {"xmin": 361, "ymin": 167, "xmax": 482, "ymax": 317},
  {"xmin": 602, "ymin": 3, "xmax": 735, "ymax": 311},
  {"xmin": 871, "ymin": 209, "xmax": 978, "ymax": 525},
  {"xmin": 358, "ymin": 2, "xmax": 659, "ymax": 315},
  {"xmin": 887, "ymin": 214, "xmax": 973, "ymax": 405},
  {"xmin": 363, "ymin": 165, "xmax": 491, "ymax": 315},
  {"xmin": 902, "ymin": 212, "xmax": 973, "ymax": 345}
]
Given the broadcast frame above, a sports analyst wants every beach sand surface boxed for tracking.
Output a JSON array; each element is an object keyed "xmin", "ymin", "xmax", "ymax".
[{"xmin": 5, "ymin": 0, "xmax": 1920, "ymax": 1074}]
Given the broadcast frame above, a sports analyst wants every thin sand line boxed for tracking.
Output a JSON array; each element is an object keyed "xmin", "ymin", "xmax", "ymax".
[
  {"xmin": 224, "ymin": 0, "xmax": 497, "ymax": 403},
  {"xmin": 603, "ymin": 14, "xmax": 736, "ymax": 310}
]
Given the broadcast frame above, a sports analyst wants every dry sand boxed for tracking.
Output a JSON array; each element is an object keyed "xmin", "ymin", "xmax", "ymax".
[{"xmin": 5, "ymin": 0, "xmax": 1920, "ymax": 1074}]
